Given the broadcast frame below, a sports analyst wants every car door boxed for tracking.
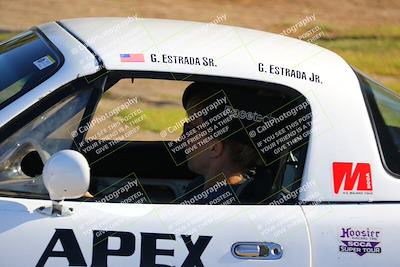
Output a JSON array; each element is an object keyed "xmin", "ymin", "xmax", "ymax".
[
  {"xmin": 0, "ymin": 73, "xmax": 313, "ymax": 267},
  {"xmin": 0, "ymin": 198, "xmax": 311, "ymax": 267}
]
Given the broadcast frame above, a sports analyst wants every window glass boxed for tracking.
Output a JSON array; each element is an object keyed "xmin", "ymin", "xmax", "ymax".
[
  {"xmin": 0, "ymin": 87, "xmax": 92, "ymax": 196},
  {"xmin": 359, "ymin": 73, "xmax": 400, "ymax": 174},
  {"xmin": 82, "ymin": 77, "xmax": 312, "ymax": 205},
  {"xmin": 0, "ymin": 31, "xmax": 61, "ymax": 107},
  {"xmin": 85, "ymin": 78, "xmax": 189, "ymax": 141}
]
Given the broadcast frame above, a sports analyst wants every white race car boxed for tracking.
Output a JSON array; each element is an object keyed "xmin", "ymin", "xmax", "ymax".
[{"xmin": 0, "ymin": 18, "xmax": 399, "ymax": 267}]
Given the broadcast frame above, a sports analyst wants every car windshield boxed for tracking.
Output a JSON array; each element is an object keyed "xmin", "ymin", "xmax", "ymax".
[{"xmin": 0, "ymin": 30, "xmax": 60, "ymax": 107}]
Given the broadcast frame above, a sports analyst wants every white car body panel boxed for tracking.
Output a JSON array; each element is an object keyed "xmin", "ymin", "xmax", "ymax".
[
  {"xmin": 0, "ymin": 197, "xmax": 311, "ymax": 266},
  {"xmin": 0, "ymin": 17, "xmax": 399, "ymax": 267},
  {"xmin": 302, "ymin": 205, "xmax": 400, "ymax": 267}
]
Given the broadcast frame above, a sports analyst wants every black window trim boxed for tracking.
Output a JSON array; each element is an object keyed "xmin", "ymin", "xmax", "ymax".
[
  {"xmin": 0, "ymin": 27, "xmax": 65, "ymax": 110},
  {"xmin": 354, "ymin": 68, "xmax": 400, "ymax": 178}
]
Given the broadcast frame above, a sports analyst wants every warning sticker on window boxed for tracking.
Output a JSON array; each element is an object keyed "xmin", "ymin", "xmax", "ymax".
[{"xmin": 33, "ymin": 55, "xmax": 55, "ymax": 70}]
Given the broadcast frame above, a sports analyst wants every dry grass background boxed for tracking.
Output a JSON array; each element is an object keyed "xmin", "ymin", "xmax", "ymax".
[{"xmin": 0, "ymin": 0, "xmax": 399, "ymax": 31}]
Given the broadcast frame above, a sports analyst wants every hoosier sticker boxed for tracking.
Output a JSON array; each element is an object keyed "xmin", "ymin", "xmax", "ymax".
[{"xmin": 338, "ymin": 227, "xmax": 382, "ymax": 256}]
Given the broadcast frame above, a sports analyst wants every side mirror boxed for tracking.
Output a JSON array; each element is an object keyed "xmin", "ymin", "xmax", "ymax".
[{"xmin": 43, "ymin": 150, "xmax": 90, "ymax": 201}]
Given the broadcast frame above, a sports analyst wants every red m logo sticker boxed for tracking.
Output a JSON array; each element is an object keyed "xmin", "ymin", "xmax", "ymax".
[{"xmin": 333, "ymin": 162, "xmax": 373, "ymax": 194}]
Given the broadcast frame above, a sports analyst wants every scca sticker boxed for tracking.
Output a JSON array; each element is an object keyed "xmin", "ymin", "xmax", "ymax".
[
  {"xmin": 338, "ymin": 227, "xmax": 382, "ymax": 256},
  {"xmin": 332, "ymin": 162, "xmax": 373, "ymax": 195},
  {"xmin": 36, "ymin": 229, "xmax": 212, "ymax": 267}
]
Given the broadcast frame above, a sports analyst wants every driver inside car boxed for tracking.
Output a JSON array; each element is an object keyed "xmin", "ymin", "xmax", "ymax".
[{"xmin": 175, "ymin": 82, "xmax": 267, "ymax": 205}]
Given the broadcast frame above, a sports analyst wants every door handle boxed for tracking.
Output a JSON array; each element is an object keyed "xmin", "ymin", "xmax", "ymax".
[{"xmin": 231, "ymin": 242, "xmax": 283, "ymax": 260}]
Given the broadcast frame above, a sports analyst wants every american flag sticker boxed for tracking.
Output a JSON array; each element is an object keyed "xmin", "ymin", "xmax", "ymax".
[{"xmin": 120, "ymin": 54, "xmax": 145, "ymax": 62}]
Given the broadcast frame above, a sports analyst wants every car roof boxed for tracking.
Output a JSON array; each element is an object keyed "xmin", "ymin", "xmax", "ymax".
[{"xmin": 56, "ymin": 17, "xmax": 343, "ymax": 79}]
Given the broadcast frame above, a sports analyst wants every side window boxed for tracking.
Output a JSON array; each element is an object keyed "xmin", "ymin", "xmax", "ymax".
[
  {"xmin": 85, "ymin": 78, "xmax": 189, "ymax": 141},
  {"xmin": 358, "ymin": 73, "xmax": 400, "ymax": 175},
  {"xmin": 0, "ymin": 86, "xmax": 93, "ymax": 197},
  {"xmin": 81, "ymin": 76, "xmax": 312, "ymax": 206}
]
